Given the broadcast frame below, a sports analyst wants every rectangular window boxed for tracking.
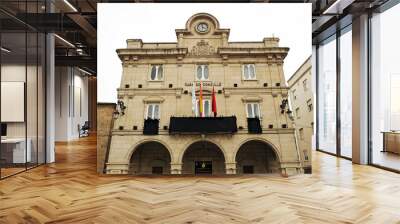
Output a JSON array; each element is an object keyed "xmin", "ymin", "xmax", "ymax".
[
  {"xmin": 243, "ymin": 64, "xmax": 256, "ymax": 80},
  {"xmin": 303, "ymin": 79, "xmax": 308, "ymax": 91},
  {"xmin": 307, "ymin": 99, "xmax": 313, "ymax": 112},
  {"xmin": 340, "ymin": 27, "xmax": 352, "ymax": 158},
  {"xmin": 195, "ymin": 99, "xmax": 211, "ymax": 117},
  {"xmin": 150, "ymin": 65, "xmax": 163, "ymax": 81},
  {"xmin": 303, "ymin": 150, "xmax": 309, "ymax": 161},
  {"xmin": 196, "ymin": 65, "xmax": 209, "ymax": 80},
  {"xmin": 292, "ymin": 89, "xmax": 297, "ymax": 100},
  {"xmin": 146, "ymin": 104, "xmax": 160, "ymax": 119},
  {"xmin": 246, "ymin": 103, "xmax": 260, "ymax": 118}
]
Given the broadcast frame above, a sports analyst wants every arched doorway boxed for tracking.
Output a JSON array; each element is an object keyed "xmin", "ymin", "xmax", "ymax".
[
  {"xmin": 182, "ymin": 141, "xmax": 225, "ymax": 175},
  {"xmin": 129, "ymin": 141, "xmax": 171, "ymax": 175},
  {"xmin": 235, "ymin": 140, "xmax": 280, "ymax": 174}
]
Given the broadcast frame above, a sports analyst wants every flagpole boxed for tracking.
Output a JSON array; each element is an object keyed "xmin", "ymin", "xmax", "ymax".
[{"xmin": 199, "ymin": 81, "xmax": 203, "ymax": 117}]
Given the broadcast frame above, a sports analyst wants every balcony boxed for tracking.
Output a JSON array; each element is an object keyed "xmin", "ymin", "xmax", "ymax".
[
  {"xmin": 143, "ymin": 119, "xmax": 159, "ymax": 135},
  {"xmin": 247, "ymin": 117, "xmax": 262, "ymax": 134},
  {"xmin": 169, "ymin": 116, "xmax": 237, "ymax": 134}
]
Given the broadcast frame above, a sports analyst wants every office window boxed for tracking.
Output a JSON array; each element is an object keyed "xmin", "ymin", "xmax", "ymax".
[
  {"xmin": 307, "ymin": 99, "xmax": 313, "ymax": 112},
  {"xmin": 370, "ymin": 4, "xmax": 400, "ymax": 171},
  {"xmin": 146, "ymin": 104, "xmax": 160, "ymax": 119},
  {"xmin": 150, "ymin": 65, "xmax": 163, "ymax": 81},
  {"xmin": 303, "ymin": 79, "xmax": 308, "ymax": 91},
  {"xmin": 196, "ymin": 65, "xmax": 209, "ymax": 80},
  {"xmin": 299, "ymin": 128, "xmax": 304, "ymax": 140},
  {"xmin": 243, "ymin": 64, "xmax": 256, "ymax": 80},
  {"xmin": 340, "ymin": 26, "xmax": 352, "ymax": 158},
  {"xmin": 296, "ymin": 107, "xmax": 300, "ymax": 119},
  {"xmin": 195, "ymin": 99, "xmax": 211, "ymax": 117},
  {"xmin": 317, "ymin": 35, "xmax": 337, "ymax": 154},
  {"xmin": 246, "ymin": 103, "xmax": 260, "ymax": 118}
]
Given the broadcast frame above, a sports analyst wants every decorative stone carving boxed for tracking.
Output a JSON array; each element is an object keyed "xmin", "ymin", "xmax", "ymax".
[{"xmin": 190, "ymin": 40, "xmax": 215, "ymax": 56}]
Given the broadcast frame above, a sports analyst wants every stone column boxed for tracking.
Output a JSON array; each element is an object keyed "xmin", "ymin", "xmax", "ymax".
[
  {"xmin": 170, "ymin": 163, "xmax": 182, "ymax": 174},
  {"xmin": 225, "ymin": 162, "xmax": 237, "ymax": 174}
]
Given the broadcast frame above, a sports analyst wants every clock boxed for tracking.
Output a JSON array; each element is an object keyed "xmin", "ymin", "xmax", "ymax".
[{"xmin": 196, "ymin": 23, "xmax": 209, "ymax": 33}]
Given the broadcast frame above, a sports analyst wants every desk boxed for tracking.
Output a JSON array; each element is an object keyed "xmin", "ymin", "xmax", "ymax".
[
  {"xmin": 382, "ymin": 131, "xmax": 400, "ymax": 154},
  {"xmin": 1, "ymin": 138, "xmax": 31, "ymax": 163}
]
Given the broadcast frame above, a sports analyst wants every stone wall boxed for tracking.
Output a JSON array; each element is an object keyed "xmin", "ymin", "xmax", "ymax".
[
  {"xmin": 287, "ymin": 57, "xmax": 313, "ymax": 169},
  {"xmin": 97, "ymin": 103, "xmax": 116, "ymax": 173},
  {"xmin": 106, "ymin": 13, "xmax": 303, "ymax": 176}
]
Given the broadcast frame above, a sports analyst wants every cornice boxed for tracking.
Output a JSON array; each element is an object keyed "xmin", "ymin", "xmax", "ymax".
[
  {"xmin": 117, "ymin": 48, "xmax": 188, "ymax": 61},
  {"xmin": 218, "ymin": 47, "xmax": 289, "ymax": 59}
]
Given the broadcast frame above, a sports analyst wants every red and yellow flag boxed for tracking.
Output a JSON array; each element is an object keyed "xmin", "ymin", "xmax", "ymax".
[{"xmin": 212, "ymin": 86, "xmax": 217, "ymax": 117}]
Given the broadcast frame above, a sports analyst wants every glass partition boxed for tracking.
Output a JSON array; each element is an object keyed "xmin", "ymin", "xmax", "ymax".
[
  {"xmin": 0, "ymin": 1, "xmax": 46, "ymax": 179},
  {"xmin": 1, "ymin": 31, "xmax": 28, "ymax": 177},
  {"xmin": 38, "ymin": 32, "xmax": 46, "ymax": 165}
]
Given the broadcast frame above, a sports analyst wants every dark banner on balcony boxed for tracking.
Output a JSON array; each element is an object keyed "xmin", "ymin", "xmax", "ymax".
[
  {"xmin": 143, "ymin": 119, "xmax": 159, "ymax": 135},
  {"xmin": 169, "ymin": 116, "xmax": 237, "ymax": 134},
  {"xmin": 247, "ymin": 117, "xmax": 262, "ymax": 134}
]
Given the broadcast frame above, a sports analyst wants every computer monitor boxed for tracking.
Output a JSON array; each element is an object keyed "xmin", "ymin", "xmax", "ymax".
[{"xmin": 1, "ymin": 123, "xmax": 7, "ymax": 137}]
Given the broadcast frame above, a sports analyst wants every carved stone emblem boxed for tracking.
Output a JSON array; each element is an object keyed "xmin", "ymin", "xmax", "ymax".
[{"xmin": 190, "ymin": 40, "xmax": 215, "ymax": 56}]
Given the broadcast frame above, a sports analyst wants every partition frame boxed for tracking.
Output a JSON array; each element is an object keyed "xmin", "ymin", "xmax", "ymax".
[{"xmin": 0, "ymin": 0, "xmax": 48, "ymax": 179}]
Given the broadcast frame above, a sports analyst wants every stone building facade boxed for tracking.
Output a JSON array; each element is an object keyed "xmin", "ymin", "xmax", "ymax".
[
  {"xmin": 105, "ymin": 13, "xmax": 304, "ymax": 175},
  {"xmin": 287, "ymin": 57, "xmax": 313, "ymax": 171}
]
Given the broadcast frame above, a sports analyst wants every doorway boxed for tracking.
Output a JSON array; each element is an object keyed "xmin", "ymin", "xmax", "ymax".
[{"xmin": 195, "ymin": 161, "xmax": 212, "ymax": 174}]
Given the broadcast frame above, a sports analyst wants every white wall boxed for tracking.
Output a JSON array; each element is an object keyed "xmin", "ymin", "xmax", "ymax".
[
  {"xmin": 1, "ymin": 64, "xmax": 37, "ymax": 138},
  {"xmin": 55, "ymin": 66, "xmax": 89, "ymax": 141},
  {"xmin": 1, "ymin": 63, "xmax": 46, "ymax": 164}
]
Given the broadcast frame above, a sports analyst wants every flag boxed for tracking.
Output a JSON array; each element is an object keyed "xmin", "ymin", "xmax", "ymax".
[
  {"xmin": 199, "ymin": 81, "xmax": 203, "ymax": 117},
  {"xmin": 191, "ymin": 82, "xmax": 196, "ymax": 115},
  {"xmin": 212, "ymin": 86, "xmax": 217, "ymax": 117}
]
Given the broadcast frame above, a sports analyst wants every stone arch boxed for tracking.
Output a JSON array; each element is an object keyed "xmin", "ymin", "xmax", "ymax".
[
  {"xmin": 127, "ymin": 139, "xmax": 174, "ymax": 175},
  {"xmin": 178, "ymin": 139, "xmax": 227, "ymax": 164},
  {"xmin": 234, "ymin": 138, "xmax": 281, "ymax": 174},
  {"xmin": 233, "ymin": 137, "xmax": 282, "ymax": 163},
  {"xmin": 126, "ymin": 138, "xmax": 174, "ymax": 163},
  {"xmin": 180, "ymin": 140, "xmax": 227, "ymax": 175}
]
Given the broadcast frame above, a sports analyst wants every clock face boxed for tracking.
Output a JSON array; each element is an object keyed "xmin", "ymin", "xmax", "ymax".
[{"xmin": 196, "ymin": 23, "xmax": 209, "ymax": 33}]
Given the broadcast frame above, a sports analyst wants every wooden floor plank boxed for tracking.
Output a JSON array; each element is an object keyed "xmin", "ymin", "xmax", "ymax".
[{"xmin": 0, "ymin": 134, "xmax": 399, "ymax": 223}]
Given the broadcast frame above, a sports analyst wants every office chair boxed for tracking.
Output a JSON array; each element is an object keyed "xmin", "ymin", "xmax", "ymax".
[{"xmin": 79, "ymin": 121, "xmax": 90, "ymax": 138}]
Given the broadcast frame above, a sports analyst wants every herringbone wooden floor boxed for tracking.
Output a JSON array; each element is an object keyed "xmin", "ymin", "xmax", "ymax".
[{"xmin": 1, "ymin": 135, "xmax": 400, "ymax": 224}]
